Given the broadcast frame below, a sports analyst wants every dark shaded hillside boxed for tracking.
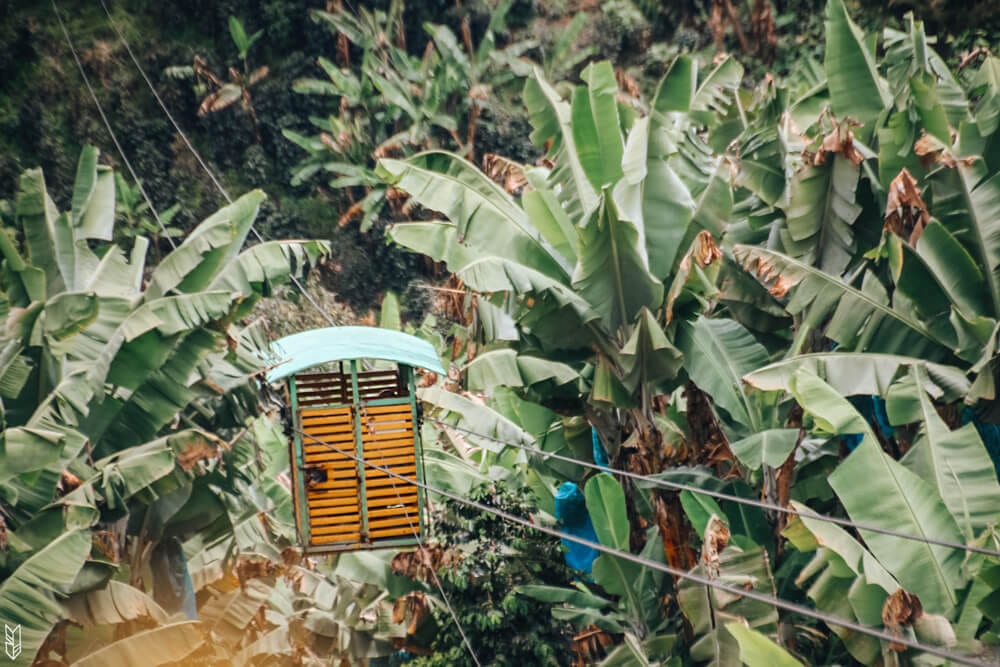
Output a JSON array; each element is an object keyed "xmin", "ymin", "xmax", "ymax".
[{"xmin": 2, "ymin": 0, "xmax": 998, "ymax": 312}]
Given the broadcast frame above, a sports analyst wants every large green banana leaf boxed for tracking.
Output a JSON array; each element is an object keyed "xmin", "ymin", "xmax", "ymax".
[
  {"xmin": 823, "ymin": 0, "xmax": 890, "ymax": 137},
  {"xmin": 70, "ymin": 146, "xmax": 115, "ymax": 240},
  {"xmin": 882, "ymin": 15, "xmax": 969, "ymax": 131},
  {"xmin": 616, "ymin": 118, "xmax": 696, "ymax": 279},
  {"xmin": 725, "ymin": 623, "xmax": 803, "ymax": 667},
  {"xmin": 208, "ymin": 239, "xmax": 330, "ymax": 301},
  {"xmin": 145, "ymin": 190, "xmax": 265, "ymax": 299},
  {"xmin": 454, "ymin": 256, "xmax": 603, "ymax": 341},
  {"xmin": 0, "ymin": 530, "xmax": 90, "ymax": 666},
  {"xmin": 676, "ymin": 316, "xmax": 770, "ymax": 429},
  {"xmin": 70, "ymin": 621, "xmax": 205, "ymax": 667},
  {"xmin": 927, "ymin": 159, "xmax": 1000, "ymax": 318},
  {"xmin": 585, "ymin": 473, "xmax": 643, "ymax": 631},
  {"xmin": 781, "ymin": 156, "xmax": 862, "ymax": 275},
  {"xmin": 63, "ymin": 581, "xmax": 168, "ymax": 627},
  {"xmin": 678, "ymin": 541, "xmax": 779, "ymax": 666},
  {"xmin": 790, "ymin": 369, "xmax": 965, "ymax": 613},
  {"xmin": 744, "ymin": 352, "xmax": 970, "ymax": 401},
  {"xmin": 572, "ymin": 196, "xmax": 663, "ymax": 335},
  {"xmin": 378, "ymin": 152, "xmax": 569, "ymax": 279},
  {"xmin": 734, "ymin": 245, "xmax": 954, "ymax": 362},
  {"xmin": 15, "ymin": 167, "xmax": 64, "ymax": 298},
  {"xmin": 523, "ymin": 67, "xmax": 598, "ymax": 219},
  {"xmin": 573, "ymin": 62, "xmax": 624, "ymax": 190},
  {"xmin": 889, "ymin": 366, "xmax": 1000, "ymax": 538},
  {"xmin": 784, "ymin": 508, "xmax": 892, "ymax": 662},
  {"xmin": 620, "ymin": 307, "xmax": 684, "ymax": 392},
  {"xmin": 464, "ymin": 349, "xmax": 580, "ymax": 393}
]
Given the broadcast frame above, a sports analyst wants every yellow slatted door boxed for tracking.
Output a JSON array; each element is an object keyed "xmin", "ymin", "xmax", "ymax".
[
  {"xmin": 359, "ymin": 403, "xmax": 420, "ymax": 542},
  {"xmin": 301, "ymin": 406, "xmax": 362, "ymax": 547}
]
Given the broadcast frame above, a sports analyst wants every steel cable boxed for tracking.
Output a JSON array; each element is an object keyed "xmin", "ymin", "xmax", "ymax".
[
  {"xmin": 425, "ymin": 417, "xmax": 1000, "ymax": 559},
  {"xmin": 294, "ymin": 426, "xmax": 994, "ymax": 667}
]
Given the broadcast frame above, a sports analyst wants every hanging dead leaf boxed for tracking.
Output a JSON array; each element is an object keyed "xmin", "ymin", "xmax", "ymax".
[
  {"xmin": 665, "ymin": 231, "xmax": 723, "ymax": 323},
  {"xmin": 338, "ymin": 200, "xmax": 365, "ymax": 227},
  {"xmin": 814, "ymin": 116, "xmax": 864, "ymax": 166},
  {"xmin": 685, "ymin": 382, "xmax": 738, "ymax": 476},
  {"xmin": 418, "ymin": 370, "xmax": 438, "ymax": 388},
  {"xmin": 571, "ymin": 626, "xmax": 615, "ymax": 666},
  {"xmin": 281, "ymin": 547, "xmax": 302, "ymax": 569},
  {"xmin": 468, "ymin": 84, "xmax": 489, "ymax": 101},
  {"xmin": 176, "ymin": 433, "xmax": 220, "ymax": 472},
  {"xmin": 59, "ymin": 470, "xmax": 83, "ymax": 495},
  {"xmin": 393, "ymin": 591, "xmax": 430, "ymax": 635},
  {"xmin": 615, "ymin": 68, "xmax": 642, "ymax": 107},
  {"xmin": 709, "ymin": 0, "xmax": 725, "ymax": 52},
  {"xmin": 701, "ymin": 515, "xmax": 731, "ymax": 579},
  {"xmin": 198, "ymin": 83, "xmax": 243, "ymax": 116},
  {"xmin": 0, "ymin": 516, "xmax": 7, "ymax": 552},
  {"xmin": 914, "ymin": 131, "xmax": 974, "ymax": 168},
  {"xmin": 235, "ymin": 555, "xmax": 280, "ymax": 586},
  {"xmin": 374, "ymin": 143, "xmax": 405, "ymax": 159},
  {"xmin": 652, "ymin": 492, "xmax": 697, "ymax": 572},
  {"xmin": 193, "ymin": 55, "xmax": 222, "ymax": 87},
  {"xmin": 391, "ymin": 545, "xmax": 456, "ymax": 580},
  {"xmin": 750, "ymin": 0, "xmax": 777, "ymax": 64},
  {"xmin": 882, "ymin": 588, "xmax": 923, "ymax": 651},
  {"xmin": 915, "ymin": 131, "xmax": 953, "ymax": 167},
  {"xmin": 740, "ymin": 255, "xmax": 795, "ymax": 298},
  {"xmin": 959, "ymin": 46, "xmax": 989, "ymax": 70},
  {"xmin": 884, "ymin": 168, "xmax": 930, "ymax": 245},
  {"xmin": 92, "ymin": 530, "xmax": 119, "ymax": 563},
  {"xmin": 482, "ymin": 154, "xmax": 529, "ymax": 196},
  {"xmin": 247, "ymin": 65, "xmax": 269, "ymax": 86}
]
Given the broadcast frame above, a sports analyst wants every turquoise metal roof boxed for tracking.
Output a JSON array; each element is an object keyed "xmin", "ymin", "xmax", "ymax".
[{"xmin": 266, "ymin": 326, "xmax": 445, "ymax": 382}]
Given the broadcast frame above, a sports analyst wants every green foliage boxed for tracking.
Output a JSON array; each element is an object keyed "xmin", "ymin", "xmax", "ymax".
[
  {"xmin": 287, "ymin": 0, "xmax": 531, "ymax": 232},
  {"xmin": 10, "ymin": 0, "xmax": 1000, "ymax": 665},
  {"xmin": 0, "ymin": 148, "xmax": 335, "ymax": 664},
  {"xmin": 228, "ymin": 16, "xmax": 263, "ymax": 62},
  {"xmin": 378, "ymin": 1, "xmax": 1000, "ymax": 663},
  {"xmin": 408, "ymin": 483, "xmax": 576, "ymax": 667}
]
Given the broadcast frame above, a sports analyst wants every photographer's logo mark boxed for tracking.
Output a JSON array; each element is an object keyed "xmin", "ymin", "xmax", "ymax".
[{"xmin": 4, "ymin": 623, "xmax": 20, "ymax": 660}]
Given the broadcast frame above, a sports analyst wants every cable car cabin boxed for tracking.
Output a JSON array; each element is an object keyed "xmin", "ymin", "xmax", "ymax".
[{"xmin": 267, "ymin": 326, "xmax": 445, "ymax": 553}]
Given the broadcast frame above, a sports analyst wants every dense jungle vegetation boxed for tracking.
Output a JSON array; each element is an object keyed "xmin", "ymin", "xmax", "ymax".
[{"xmin": 4, "ymin": 0, "xmax": 1000, "ymax": 665}]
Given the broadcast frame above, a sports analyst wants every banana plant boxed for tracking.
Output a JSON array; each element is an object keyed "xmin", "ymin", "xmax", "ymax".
[
  {"xmin": 749, "ymin": 365, "xmax": 1000, "ymax": 662},
  {"xmin": 0, "ymin": 146, "xmax": 329, "ymax": 665},
  {"xmin": 378, "ymin": 60, "xmax": 757, "ymax": 577},
  {"xmin": 286, "ymin": 0, "xmax": 531, "ymax": 231}
]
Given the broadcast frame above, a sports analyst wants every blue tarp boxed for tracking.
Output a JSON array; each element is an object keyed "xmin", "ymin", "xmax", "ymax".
[
  {"xmin": 554, "ymin": 482, "xmax": 599, "ymax": 573},
  {"xmin": 962, "ymin": 407, "xmax": 1000, "ymax": 478},
  {"xmin": 592, "ymin": 428, "xmax": 610, "ymax": 470},
  {"xmin": 842, "ymin": 395, "xmax": 892, "ymax": 451}
]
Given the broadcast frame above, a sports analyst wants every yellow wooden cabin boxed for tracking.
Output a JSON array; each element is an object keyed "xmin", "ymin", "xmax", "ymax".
[{"xmin": 267, "ymin": 326, "xmax": 445, "ymax": 553}]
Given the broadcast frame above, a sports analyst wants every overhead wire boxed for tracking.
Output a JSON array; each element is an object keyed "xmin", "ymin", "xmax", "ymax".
[
  {"xmin": 97, "ymin": 0, "xmax": 338, "ymax": 329},
  {"xmin": 52, "ymin": 0, "xmax": 177, "ymax": 250},
  {"xmin": 85, "ymin": 3, "xmax": 999, "ymax": 660},
  {"xmin": 94, "ymin": 1, "xmax": 474, "ymax": 648},
  {"xmin": 425, "ymin": 417, "xmax": 1000, "ymax": 559},
  {"xmin": 358, "ymin": 403, "xmax": 482, "ymax": 667},
  {"xmin": 294, "ymin": 426, "xmax": 992, "ymax": 667}
]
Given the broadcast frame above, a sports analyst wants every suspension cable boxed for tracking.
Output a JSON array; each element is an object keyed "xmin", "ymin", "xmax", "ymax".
[
  {"xmin": 294, "ymin": 426, "xmax": 991, "ymax": 667},
  {"xmin": 358, "ymin": 402, "xmax": 482, "ymax": 666},
  {"xmin": 97, "ymin": 0, "xmax": 338, "ymax": 328},
  {"xmin": 425, "ymin": 417, "xmax": 1000, "ymax": 559},
  {"xmin": 51, "ymin": 0, "xmax": 177, "ymax": 250}
]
